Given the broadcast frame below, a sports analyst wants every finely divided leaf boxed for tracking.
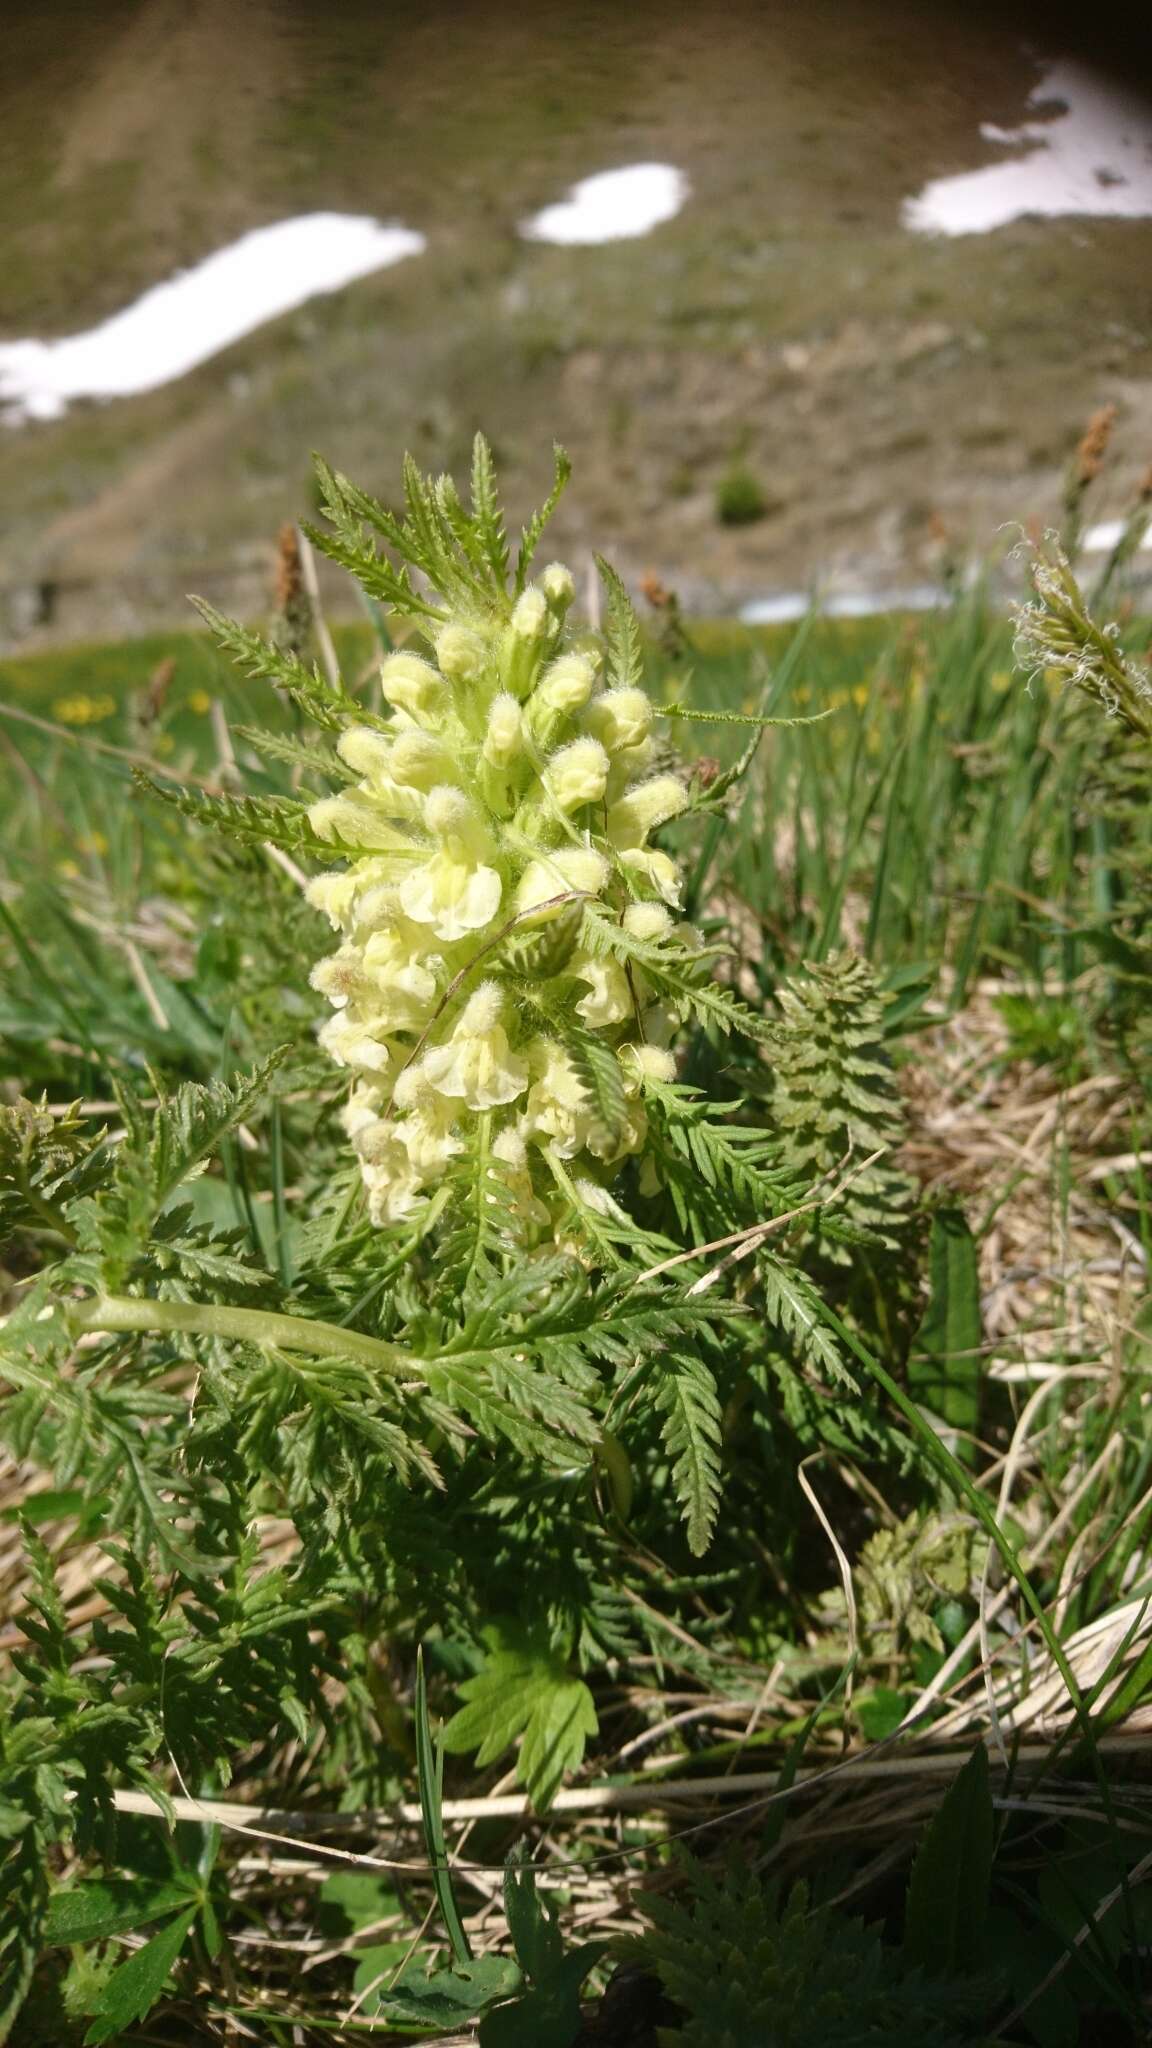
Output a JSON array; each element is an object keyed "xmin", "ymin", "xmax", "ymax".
[
  {"xmin": 595, "ymin": 555, "xmax": 645, "ymax": 692},
  {"xmin": 561, "ymin": 1023, "xmax": 629, "ymax": 1150},
  {"xmin": 760, "ymin": 1252, "xmax": 853, "ymax": 1386},
  {"xmin": 516, "ymin": 444, "xmax": 572, "ymax": 593},
  {"xmin": 653, "ymin": 1346, "xmax": 723, "ymax": 1555},
  {"xmin": 134, "ymin": 771, "xmax": 332, "ymax": 860}
]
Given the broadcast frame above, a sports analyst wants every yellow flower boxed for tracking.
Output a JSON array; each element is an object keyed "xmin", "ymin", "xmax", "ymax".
[
  {"xmin": 622, "ymin": 901, "xmax": 673, "ymax": 941},
  {"xmin": 617, "ymin": 846, "xmax": 682, "ymax": 908},
  {"xmin": 52, "ymin": 692, "xmax": 116, "ymax": 725},
  {"xmin": 539, "ymin": 562, "xmax": 576, "ymax": 613},
  {"xmin": 570, "ymin": 953, "xmax": 633, "ymax": 1028},
  {"xmin": 392, "ymin": 1069, "xmax": 465, "ymax": 1179},
  {"xmin": 300, "ymin": 461, "xmax": 698, "ymax": 1245},
  {"xmin": 524, "ymin": 1039, "xmax": 593, "ymax": 1159},
  {"xmin": 308, "ymin": 791, "xmax": 416, "ymax": 852},
  {"xmin": 399, "ymin": 788, "xmax": 503, "ymax": 941},
  {"xmin": 187, "ymin": 688, "xmax": 213, "ymax": 714},
  {"xmin": 310, "ymin": 922, "xmax": 437, "ymax": 1035},
  {"xmin": 435, "ymin": 623, "xmax": 488, "ymax": 685},
  {"xmin": 620, "ymin": 1043, "xmax": 676, "ymax": 1088},
  {"xmin": 482, "ymin": 693, "xmax": 524, "ymax": 767},
  {"xmin": 514, "ymin": 846, "xmax": 608, "ymax": 918},
  {"xmin": 537, "ymin": 653, "xmax": 596, "ymax": 715},
  {"xmin": 420, "ymin": 983, "xmax": 529, "ymax": 1112},
  {"xmin": 318, "ymin": 1011, "xmax": 400, "ymax": 1076}
]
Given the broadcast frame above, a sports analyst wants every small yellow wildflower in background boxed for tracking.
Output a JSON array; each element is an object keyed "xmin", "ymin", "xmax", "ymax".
[
  {"xmin": 187, "ymin": 688, "xmax": 213, "ymax": 715},
  {"xmin": 52, "ymin": 693, "xmax": 117, "ymax": 726}
]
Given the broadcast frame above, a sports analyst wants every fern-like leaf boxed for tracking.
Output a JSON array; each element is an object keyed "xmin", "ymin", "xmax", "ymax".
[
  {"xmin": 190, "ymin": 599, "xmax": 372, "ymax": 730},
  {"xmin": 515, "ymin": 444, "xmax": 572, "ymax": 593},
  {"xmin": 470, "ymin": 431, "xmax": 511, "ymax": 588},
  {"xmin": 759, "ymin": 1251, "xmax": 852, "ymax": 1386},
  {"xmin": 595, "ymin": 555, "xmax": 645, "ymax": 693},
  {"xmin": 652, "ymin": 1344, "xmax": 723, "ymax": 1555},
  {"xmin": 133, "ymin": 772, "xmax": 331, "ymax": 860}
]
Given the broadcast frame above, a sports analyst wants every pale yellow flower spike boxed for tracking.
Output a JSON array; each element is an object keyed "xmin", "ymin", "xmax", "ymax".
[{"xmin": 308, "ymin": 475, "xmax": 695, "ymax": 1242}]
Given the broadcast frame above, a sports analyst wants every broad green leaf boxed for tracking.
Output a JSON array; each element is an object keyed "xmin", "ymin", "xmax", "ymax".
[
  {"xmin": 904, "ymin": 1744, "xmax": 993, "ymax": 1975},
  {"xmin": 478, "ymin": 1945, "xmax": 606, "ymax": 2048},
  {"xmin": 317, "ymin": 1871, "xmax": 402, "ymax": 1938},
  {"xmin": 908, "ymin": 1206, "xmax": 982, "ymax": 1457},
  {"xmin": 352, "ymin": 1941, "xmax": 416, "ymax": 2001},
  {"xmin": 44, "ymin": 1878, "xmax": 194, "ymax": 1946},
  {"xmin": 503, "ymin": 1853, "xmax": 563, "ymax": 1985},
  {"xmin": 83, "ymin": 1904, "xmax": 197, "ymax": 2045},
  {"xmin": 442, "ymin": 1628, "xmax": 598, "ymax": 1811},
  {"xmin": 367, "ymin": 1955, "xmax": 521, "ymax": 2025}
]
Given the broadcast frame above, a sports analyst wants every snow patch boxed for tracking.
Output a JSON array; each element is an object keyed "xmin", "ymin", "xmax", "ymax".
[
  {"xmin": 740, "ymin": 585, "xmax": 950, "ymax": 627},
  {"xmin": 904, "ymin": 60, "xmax": 1152, "ymax": 236},
  {"xmin": 521, "ymin": 163, "xmax": 688, "ymax": 246},
  {"xmin": 0, "ymin": 213, "xmax": 426, "ymax": 424},
  {"xmin": 1083, "ymin": 518, "xmax": 1152, "ymax": 552}
]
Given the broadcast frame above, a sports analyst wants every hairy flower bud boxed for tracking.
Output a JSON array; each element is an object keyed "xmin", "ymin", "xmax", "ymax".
[
  {"xmin": 586, "ymin": 687, "xmax": 653, "ymax": 753},
  {"xmin": 539, "ymin": 561, "xmax": 576, "ymax": 614},
  {"xmin": 380, "ymin": 651, "xmax": 450, "ymax": 722},
  {"xmin": 515, "ymin": 847, "xmax": 609, "ymax": 918},
  {"xmin": 482, "ymin": 692, "xmax": 523, "ymax": 767},
  {"xmin": 435, "ymin": 623, "xmax": 488, "ymax": 684},
  {"xmin": 538, "ymin": 654, "xmax": 596, "ymax": 715},
  {"xmin": 623, "ymin": 901, "xmax": 674, "ymax": 941},
  {"xmin": 389, "ymin": 730, "xmax": 454, "ymax": 789},
  {"xmin": 607, "ymin": 775, "xmax": 688, "ymax": 847},
  {"xmin": 544, "ymin": 738, "xmax": 610, "ymax": 812}
]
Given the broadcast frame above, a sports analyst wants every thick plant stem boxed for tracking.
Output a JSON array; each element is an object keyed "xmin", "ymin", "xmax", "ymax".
[{"xmin": 74, "ymin": 1293, "xmax": 413, "ymax": 1375}]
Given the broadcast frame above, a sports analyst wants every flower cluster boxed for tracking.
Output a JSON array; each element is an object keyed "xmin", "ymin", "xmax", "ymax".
[{"xmin": 308, "ymin": 562, "xmax": 696, "ymax": 1235}]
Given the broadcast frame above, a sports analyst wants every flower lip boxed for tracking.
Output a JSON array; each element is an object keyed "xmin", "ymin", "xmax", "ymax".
[{"xmin": 607, "ymin": 774, "xmax": 688, "ymax": 846}]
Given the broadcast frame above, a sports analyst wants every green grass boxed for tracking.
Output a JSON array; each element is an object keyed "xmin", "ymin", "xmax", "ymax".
[{"xmin": 2, "ymin": 546, "xmax": 1151, "ymax": 2045}]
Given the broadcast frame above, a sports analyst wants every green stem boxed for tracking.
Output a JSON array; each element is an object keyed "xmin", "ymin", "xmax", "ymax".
[
  {"xmin": 16, "ymin": 1175, "xmax": 79, "ymax": 1248},
  {"xmin": 74, "ymin": 1293, "xmax": 413, "ymax": 1376}
]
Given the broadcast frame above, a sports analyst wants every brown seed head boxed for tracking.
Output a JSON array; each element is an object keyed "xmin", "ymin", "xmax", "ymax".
[
  {"xmin": 275, "ymin": 522, "xmax": 304, "ymax": 613},
  {"xmin": 1076, "ymin": 403, "xmax": 1118, "ymax": 485}
]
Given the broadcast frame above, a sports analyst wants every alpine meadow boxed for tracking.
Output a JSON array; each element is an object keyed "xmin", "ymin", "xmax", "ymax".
[{"xmin": 1, "ymin": 431, "xmax": 1152, "ymax": 2047}]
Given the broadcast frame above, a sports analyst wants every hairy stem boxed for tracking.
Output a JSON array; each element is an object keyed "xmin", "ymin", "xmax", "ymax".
[{"xmin": 74, "ymin": 1293, "xmax": 413, "ymax": 1375}]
